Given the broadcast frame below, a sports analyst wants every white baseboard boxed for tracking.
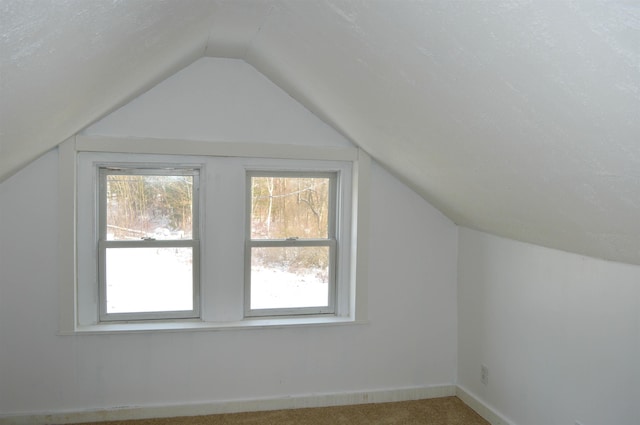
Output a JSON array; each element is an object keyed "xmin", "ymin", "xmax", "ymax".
[
  {"xmin": 0, "ymin": 385, "xmax": 456, "ymax": 425},
  {"xmin": 455, "ymin": 385, "xmax": 515, "ymax": 425}
]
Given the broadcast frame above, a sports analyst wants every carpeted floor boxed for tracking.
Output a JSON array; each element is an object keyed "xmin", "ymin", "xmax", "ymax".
[{"xmin": 75, "ymin": 397, "xmax": 489, "ymax": 425}]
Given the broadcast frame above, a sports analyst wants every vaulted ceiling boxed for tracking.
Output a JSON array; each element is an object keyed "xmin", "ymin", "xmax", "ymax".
[{"xmin": 2, "ymin": 1, "xmax": 639, "ymax": 264}]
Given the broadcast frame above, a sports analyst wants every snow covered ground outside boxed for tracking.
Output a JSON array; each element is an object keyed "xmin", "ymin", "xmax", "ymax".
[
  {"xmin": 106, "ymin": 248, "xmax": 328, "ymax": 314},
  {"xmin": 249, "ymin": 266, "xmax": 328, "ymax": 309}
]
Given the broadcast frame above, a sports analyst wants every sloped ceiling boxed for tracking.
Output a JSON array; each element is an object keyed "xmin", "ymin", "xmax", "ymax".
[{"xmin": 1, "ymin": 0, "xmax": 639, "ymax": 265}]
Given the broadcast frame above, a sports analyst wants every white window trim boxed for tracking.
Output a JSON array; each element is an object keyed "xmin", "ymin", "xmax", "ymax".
[{"xmin": 58, "ymin": 135, "xmax": 370, "ymax": 334}]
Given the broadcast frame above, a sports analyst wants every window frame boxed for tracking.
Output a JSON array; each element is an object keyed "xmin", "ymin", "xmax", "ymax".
[
  {"xmin": 59, "ymin": 135, "xmax": 370, "ymax": 333},
  {"xmin": 244, "ymin": 171, "xmax": 338, "ymax": 317},
  {"xmin": 97, "ymin": 166, "xmax": 201, "ymax": 322}
]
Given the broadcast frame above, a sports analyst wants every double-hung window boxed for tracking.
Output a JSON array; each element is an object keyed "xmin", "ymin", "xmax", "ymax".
[
  {"xmin": 65, "ymin": 136, "xmax": 369, "ymax": 331},
  {"xmin": 97, "ymin": 166, "xmax": 200, "ymax": 321},
  {"xmin": 246, "ymin": 172, "xmax": 337, "ymax": 316}
]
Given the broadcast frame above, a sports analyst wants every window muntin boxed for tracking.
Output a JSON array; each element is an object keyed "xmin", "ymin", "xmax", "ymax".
[
  {"xmin": 98, "ymin": 167, "xmax": 200, "ymax": 321},
  {"xmin": 246, "ymin": 172, "xmax": 337, "ymax": 316}
]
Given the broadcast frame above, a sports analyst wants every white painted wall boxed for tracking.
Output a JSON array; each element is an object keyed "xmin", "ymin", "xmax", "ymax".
[
  {"xmin": 458, "ymin": 228, "xmax": 640, "ymax": 425},
  {"xmin": 83, "ymin": 57, "xmax": 352, "ymax": 147},
  {"xmin": 0, "ymin": 58, "xmax": 458, "ymax": 416}
]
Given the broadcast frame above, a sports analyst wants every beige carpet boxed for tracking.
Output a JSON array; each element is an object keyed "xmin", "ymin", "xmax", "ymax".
[{"xmin": 75, "ymin": 397, "xmax": 489, "ymax": 425}]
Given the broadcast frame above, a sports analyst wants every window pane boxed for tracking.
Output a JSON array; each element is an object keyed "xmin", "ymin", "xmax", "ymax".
[
  {"xmin": 105, "ymin": 247, "xmax": 193, "ymax": 313},
  {"xmin": 106, "ymin": 174, "xmax": 193, "ymax": 240},
  {"xmin": 250, "ymin": 176, "xmax": 330, "ymax": 239},
  {"xmin": 250, "ymin": 246, "xmax": 329, "ymax": 309}
]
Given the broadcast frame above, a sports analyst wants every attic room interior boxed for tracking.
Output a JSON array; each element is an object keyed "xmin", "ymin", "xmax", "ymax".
[{"xmin": 1, "ymin": 1, "xmax": 638, "ymax": 425}]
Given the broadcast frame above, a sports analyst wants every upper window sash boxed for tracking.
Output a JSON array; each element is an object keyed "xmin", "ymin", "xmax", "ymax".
[{"xmin": 98, "ymin": 166, "xmax": 200, "ymax": 241}]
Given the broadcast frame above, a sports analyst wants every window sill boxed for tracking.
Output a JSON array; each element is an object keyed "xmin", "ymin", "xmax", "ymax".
[{"xmin": 61, "ymin": 316, "xmax": 368, "ymax": 335}]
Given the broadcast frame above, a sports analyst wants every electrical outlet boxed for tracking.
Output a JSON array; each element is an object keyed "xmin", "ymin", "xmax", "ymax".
[{"xmin": 481, "ymin": 364, "xmax": 489, "ymax": 386}]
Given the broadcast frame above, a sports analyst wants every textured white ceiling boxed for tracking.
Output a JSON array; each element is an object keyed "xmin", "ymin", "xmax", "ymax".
[{"xmin": 1, "ymin": 0, "xmax": 639, "ymax": 264}]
